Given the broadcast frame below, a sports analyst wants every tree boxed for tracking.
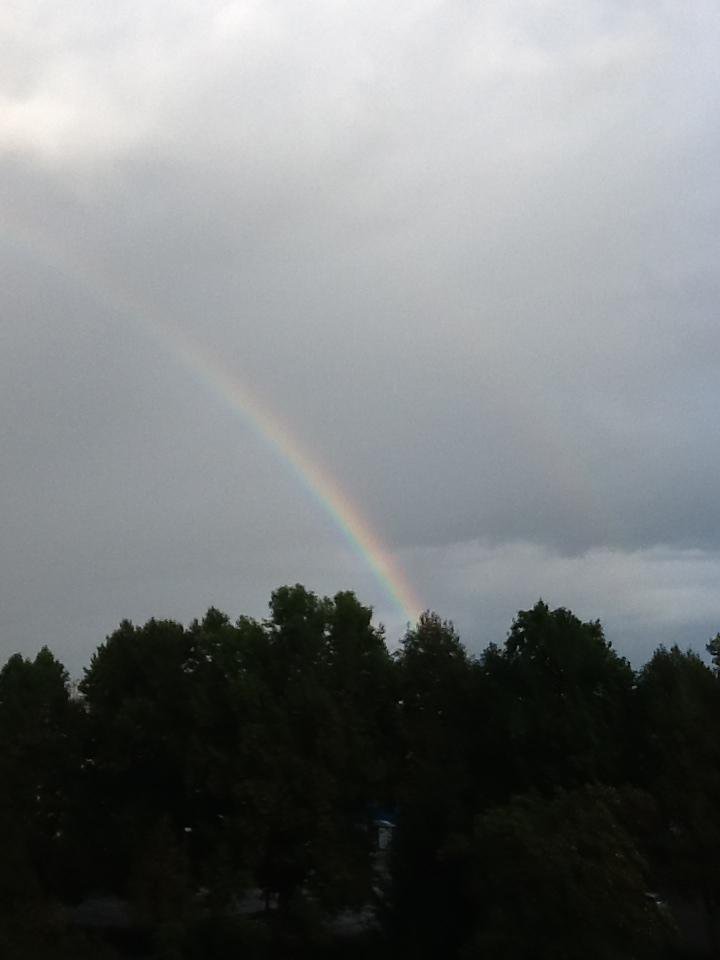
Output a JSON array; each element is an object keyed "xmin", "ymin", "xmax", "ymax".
[
  {"xmin": 480, "ymin": 601, "xmax": 634, "ymax": 795},
  {"xmin": 454, "ymin": 786, "xmax": 675, "ymax": 960},
  {"xmin": 130, "ymin": 818, "xmax": 192, "ymax": 960},
  {"xmin": 391, "ymin": 613, "xmax": 479, "ymax": 958},
  {"xmin": 706, "ymin": 633, "xmax": 720, "ymax": 675},
  {"xmin": 635, "ymin": 645, "xmax": 720, "ymax": 949},
  {"xmin": 395, "ymin": 611, "xmax": 475, "ymax": 808},
  {"xmin": 0, "ymin": 647, "xmax": 81, "ymax": 898},
  {"xmin": 78, "ymin": 618, "xmax": 199, "ymax": 894},
  {"xmin": 181, "ymin": 609, "xmax": 268, "ymax": 905},
  {"xmin": 252, "ymin": 585, "xmax": 391, "ymax": 913}
]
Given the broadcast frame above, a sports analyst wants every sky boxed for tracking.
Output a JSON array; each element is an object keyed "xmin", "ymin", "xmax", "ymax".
[{"xmin": 2, "ymin": 1, "xmax": 719, "ymax": 674}]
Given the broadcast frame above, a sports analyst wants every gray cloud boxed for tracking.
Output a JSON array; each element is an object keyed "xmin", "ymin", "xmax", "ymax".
[{"xmin": 2, "ymin": 1, "xmax": 719, "ymax": 671}]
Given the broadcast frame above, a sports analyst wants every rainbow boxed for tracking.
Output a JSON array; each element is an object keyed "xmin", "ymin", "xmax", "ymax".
[
  {"xmin": 154, "ymin": 321, "xmax": 422, "ymax": 623},
  {"xmin": 8, "ymin": 226, "xmax": 422, "ymax": 623}
]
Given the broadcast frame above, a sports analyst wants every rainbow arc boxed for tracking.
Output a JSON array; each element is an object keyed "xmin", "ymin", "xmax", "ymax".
[{"xmin": 7, "ymin": 226, "xmax": 421, "ymax": 623}]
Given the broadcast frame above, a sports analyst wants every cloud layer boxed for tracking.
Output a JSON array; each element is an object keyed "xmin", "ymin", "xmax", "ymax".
[{"xmin": 2, "ymin": 1, "xmax": 719, "ymax": 670}]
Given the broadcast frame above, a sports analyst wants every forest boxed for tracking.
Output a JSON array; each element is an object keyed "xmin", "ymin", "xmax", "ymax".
[{"xmin": 2, "ymin": 585, "xmax": 720, "ymax": 959}]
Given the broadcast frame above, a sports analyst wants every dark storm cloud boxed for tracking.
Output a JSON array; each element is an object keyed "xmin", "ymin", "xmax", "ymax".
[{"xmin": 2, "ymin": 1, "xmax": 720, "ymax": 669}]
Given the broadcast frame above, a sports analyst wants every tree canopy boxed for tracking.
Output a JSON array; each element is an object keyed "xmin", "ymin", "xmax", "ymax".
[{"xmin": 0, "ymin": 590, "xmax": 717, "ymax": 957}]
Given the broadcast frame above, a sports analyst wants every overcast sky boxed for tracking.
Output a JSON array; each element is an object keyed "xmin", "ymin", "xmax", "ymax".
[{"xmin": 2, "ymin": 1, "xmax": 719, "ymax": 673}]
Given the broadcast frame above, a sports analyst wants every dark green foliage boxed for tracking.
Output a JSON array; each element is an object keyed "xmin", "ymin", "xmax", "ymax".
[
  {"xmin": 390, "ymin": 613, "xmax": 478, "ymax": 957},
  {"xmin": 454, "ymin": 786, "xmax": 676, "ymax": 959},
  {"xmin": 0, "ymin": 647, "xmax": 83, "ymax": 899},
  {"xmin": 77, "ymin": 617, "xmax": 199, "ymax": 895},
  {"xmin": 73, "ymin": 588, "xmax": 392, "ymax": 920},
  {"xmin": 253, "ymin": 586, "xmax": 394, "ymax": 911},
  {"xmin": 0, "ymin": 590, "xmax": 718, "ymax": 957},
  {"xmin": 635, "ymin": 646, "xmax": 720, "ymax": 950},
  {"xmin": 480, "ymin": 601, "xmax": 635, "ymax": 794}
]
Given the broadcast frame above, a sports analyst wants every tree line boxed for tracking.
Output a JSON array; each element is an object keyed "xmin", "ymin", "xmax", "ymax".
[{"xmin": 1, "ymin": 585, "xmax": 720, "ymax": 958}]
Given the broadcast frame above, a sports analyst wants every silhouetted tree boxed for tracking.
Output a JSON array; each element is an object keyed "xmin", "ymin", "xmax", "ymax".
[
  {"xmin": 253, "ymin": 585, "xmax": 390, "ymax": 913},
  {"xmin": 2, "ymin": 588, "xmax": 720, "ymax": 957},
  {"xmin": 391, "ymin": 613, "xmax": 479, "ymax": 957},
  {"xmin": 0, "ymin": 647, "xmax": 81, "ymax": 897},
  {"xmin": 636, "ymin": 645, "xmax": 720, "ymax": 949},
  {"xmin": 480, "ymin": 601, "xmax": 634, "ymax": 795},
  {"xmin": 453, "ymin": 786, "xmax": 675, "ymax": 959},
  {"xmin": 78, "ymin": 618, "xmax": 198, "ymax": 894}
]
